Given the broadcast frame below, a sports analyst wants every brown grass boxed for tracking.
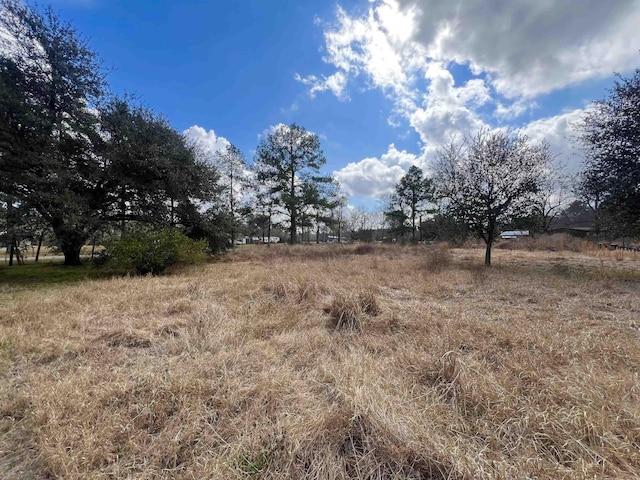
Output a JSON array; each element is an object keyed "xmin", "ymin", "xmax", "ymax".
[{"xmin": 1, "ymin": 245, "xmax": 640, "ymax": 479}]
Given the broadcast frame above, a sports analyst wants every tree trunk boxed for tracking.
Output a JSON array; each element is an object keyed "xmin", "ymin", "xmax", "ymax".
[
  {"xmin": 63, "ymin": 248, "xmax": 82, "ymax": 266},
  {"xmin": 52, "ymin": 221, "xmax": 87, "ymax": 266},
  {"xmin": 35, "ymin": 232, "xmax": 43, "ymax": 262},
  {"xmin": 412, "ymin": 213, "xmax": 416, "ymax": 242},
  {"xmin": 8, "ymin": 235, "xmax": 15, "ymax": 266},
  {"xmin": 289, "ymin": 170, "xmax": 297, "ymax": 244},
  {"xmin": 15, "ymin": 239, "xmax": 24, "ymax": 265},
  {"xmin": 267, "ymin": 216, "xmax": 272, "ymax": 247},
  {"xmin": 484, "ymin": 239, "xmax": 492, "ymax": 266},
  {"xmin": 289, "ymin": 215, "xmax": 297, "ymax": 244}
]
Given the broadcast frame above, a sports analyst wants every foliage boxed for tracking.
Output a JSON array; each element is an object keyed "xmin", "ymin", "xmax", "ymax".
[
  {"xmin": 254, "ymin": 124, "xmax": 332, "ymax": 244},
  {"xmin": 385, "ymin": 166, "xmax": 434, "ymax": 242},
  {"xmin": 101, "ymin": 227, "xmax": 208, "ymax": 275},
  {"xmin": 434, "ymin": 129, "xmax": 551, "ymax": 265},
  {"xmin": 98, "ymin": 97, "xmax": 219, "ymax": 235},
  {"xmin": 238, "ymin": 452, "xmax": 270, "ymax": 475},
  {"xmin": 0, "ymin": 0, "xmax": 105, "ymax": 265},
  {"xmin": 420, "ymin": 213, "xmax": 471, "ymax": 245},
  {"xmin": 0, "ymin": 3, "xmax": 221, "ymax": 265},
  {"xmin": 528, "ymin": 162, "xmax": 569, "ymax": 234},
  {"xmin": 579, "ymin": 68, "xmax": 640, "ymax": 238}
]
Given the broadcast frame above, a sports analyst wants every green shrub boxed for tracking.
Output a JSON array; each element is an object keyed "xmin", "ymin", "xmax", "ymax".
[{"xmin": 101, "ymin": 227, "xmax": 209, "ymax": 275}]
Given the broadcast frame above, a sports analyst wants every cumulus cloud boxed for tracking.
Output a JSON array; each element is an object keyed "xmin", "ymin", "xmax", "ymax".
[
  {"xmin": 397, "ymin": 0, "xmax": 640, "ymax": 98},
  {"xmin": 183, "ymin": 125, "xmax": 230, "ymax": 163},
  {"xmin": 334, "ymin": 144, "xmax": 426, "ymax": 198},
  {"xmin": 313, "ymin": 0, "xmax": 639, "ymax": 108},
  {"xmin": 409, "ymin": 62, "xmax": 489, "ymax": 146},
  {"xmin": 300, "ymin": 0, "xmax": 638, "ymax": 199},
  {"xmin": 518, "ymin": 109, "xmax": 586, "ymax": 173}
]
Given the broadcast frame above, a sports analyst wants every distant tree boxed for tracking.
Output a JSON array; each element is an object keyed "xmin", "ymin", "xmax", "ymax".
[
  {"xmin": 250, "ymin": 157, "xmax": 283, "ymax": 245},
  {"xmin": 573, "ymin": 169, "xmax": 607, "ymax": 236},
  {"xmin": 303, "ymin": 180, "xmax": 340, "ymax": 243},
  {"xmin": 254, "ymin": 124, "xmax": 332, "ymax": 244},
  {"xmin": 0, "ymin": 0, "xmax": 105, "ymax": 265},
  {"xmin": 213, "ymin": 143, "xmax": 248, "ymax": 245},
  {"xmin": 385, "ymin": 208, "xmax": 410, "ymax": 241},
  {"xmin": 434, "ymin": 129, "xmax": 551, "ymax": 265},
  {"xmin": 530, "ymin": 162, "xmax": 569, "ymax": 234},
  {"xmin": 346, "ymin": 207, "xmax": 385, "ymax": 242},
  {"xmin": 579, "ymin": 68, "xmax": 640, "ymax": 238},
  {"xmin": 554, "ymin": 200, "xmax": 595, "ymax": 229},
  {"xmin": 420, "ymin": 213, "xmax": 471, "ymax": 245},
  {"xmin": 385, "ymin": 166, "xmax": 434, "ymax": 242},
  {"xmin": 329, "ymin": 192, "xmax": 349, "ymax": 243}
]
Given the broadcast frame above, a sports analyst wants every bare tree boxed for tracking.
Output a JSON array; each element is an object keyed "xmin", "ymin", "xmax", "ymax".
[
  {"xmin": 214, "ymin": 143, "xmax": 248, "ymax": 244},
  {"xmin": 530, "ymin": 161, "xmax": 569, "ymax": 234},
  {"xmin": 434, "ymin": 129, "xmax": 551, "ymax": 265}
]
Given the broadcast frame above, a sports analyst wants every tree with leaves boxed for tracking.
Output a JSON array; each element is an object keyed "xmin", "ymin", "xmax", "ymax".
[
  {"xmin": 0, "ymin": 2, "xmax": 221, "ymax": 264},
  {"xmin": 0, "ymin": 0, "xmax": 105, "ymax": 264},
  {"xmin": 579, "ymin": 68, "xmax": 640, "ymax": 238},
  {"xmin": 254, "ymin": 124, "xmax": 332, "ymax": 244},
  {"xmin": 385, "ymin": 165, "xmax": 434, "ymax": 242},
  {"xmin": 304, "ymin": 180, "xmax": 340, "ymax": 243},
  {"xmin": 98, "ymin": 97, "xmax": 219, "ymax": 237},
  {"xmin": 434, "ymin": 129, "xmax": 551, "ymax": 265}
]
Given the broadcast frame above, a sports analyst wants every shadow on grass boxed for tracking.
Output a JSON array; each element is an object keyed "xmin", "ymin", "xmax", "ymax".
[{"xmin": 0, "ymin": 261, "xmax": 111, "ymax": 290}]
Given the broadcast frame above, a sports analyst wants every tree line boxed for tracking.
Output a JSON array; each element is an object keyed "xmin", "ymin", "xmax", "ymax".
[
  {"xmin": 383, "ymin": 63, "xmax": 640, "ymax": 265},
  {"xmin": 0, "ymin": 1, "xmax": 340, "ymax": 265},
  {"xmin": 2, "ymin": 1, "xmax": 638, "ymax": 267}
]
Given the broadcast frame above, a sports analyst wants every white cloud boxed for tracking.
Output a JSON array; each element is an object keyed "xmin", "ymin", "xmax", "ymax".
[
  {"xmin": 305, "ymin": 0, "xmax": 639, "ymax": 135},
  {"xmin": 334, "ymin": 144, "xmax": 426, "ymax": 198},
  {"xmin": 494, "ymin": 99, "xmax": 537, "ymax": 121},
  {"xmin": 409, "ymin": 62, "xmax": 488, "ymax": 147},
  {"xmin": 518, "ymin": 109, "xmax": 586, "ymax": 173},
  {"xmin": 396, "ymin": 0, "xmax": 640, "ymax": 98},
  {"xmin": 183, "ymin": 125, "xmax": 230, "ymax": 163},
  {"xmin": 299, "ymin": 0, "xmax": 638, "ymax": 200},
  {"xmin": 295, "ymin": 72, "xmax": 349, "ymax": 100}
]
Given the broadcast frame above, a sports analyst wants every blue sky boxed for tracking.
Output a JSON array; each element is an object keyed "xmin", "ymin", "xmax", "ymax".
[{"xmin": 48, "ymin": 0, "xmax": 640, "ymax": 207}]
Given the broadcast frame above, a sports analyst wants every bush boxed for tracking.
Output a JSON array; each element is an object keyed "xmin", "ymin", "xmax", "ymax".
[{"xmin": 101, "ymin": 227, "xmax": 209, "ymax": 275}]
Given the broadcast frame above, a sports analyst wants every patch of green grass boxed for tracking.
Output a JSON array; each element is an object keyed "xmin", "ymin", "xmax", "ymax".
[
  {"xmin": 238, "ymin": 452, "xmax": 270, "ymax": 475},
  {"xmin": 0, "ymin": 261, "xmax": 109, "ymax": 290}
]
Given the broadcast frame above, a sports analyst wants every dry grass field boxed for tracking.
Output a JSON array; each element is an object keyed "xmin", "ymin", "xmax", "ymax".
[{"xmin": 1, "ymin": 242, "xmax": 640, "ymax": 479}]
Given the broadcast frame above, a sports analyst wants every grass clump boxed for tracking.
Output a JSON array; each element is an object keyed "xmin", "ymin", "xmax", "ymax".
[
  {"xmin": 424, "ymin": 243, "xmax": 453, "ymax": 273},
  {"xmin": 353, "ymin": 244, "xmax": 376, "ymax": 255},
  {"xmin": 328, "ymin": 293, "xmax": 363, "ymax": 331},
  {"xmin": 497, "ymin": 233, "xmax": 594, "ymax": 252},
  {"xmin": 327, "ymin": 290, "xmax": 380, "ymax": 331}
]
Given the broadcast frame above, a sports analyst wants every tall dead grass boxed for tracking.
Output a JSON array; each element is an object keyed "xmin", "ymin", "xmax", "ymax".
[{"xmin": 1, "ymin": 246, "xmax": 640, "ymax": 478}]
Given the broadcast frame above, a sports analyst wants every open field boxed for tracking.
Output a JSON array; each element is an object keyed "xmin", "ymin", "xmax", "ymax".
[{"xmin": 1, "ymin": 244, "xmax": 640, "ymax": 479}]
